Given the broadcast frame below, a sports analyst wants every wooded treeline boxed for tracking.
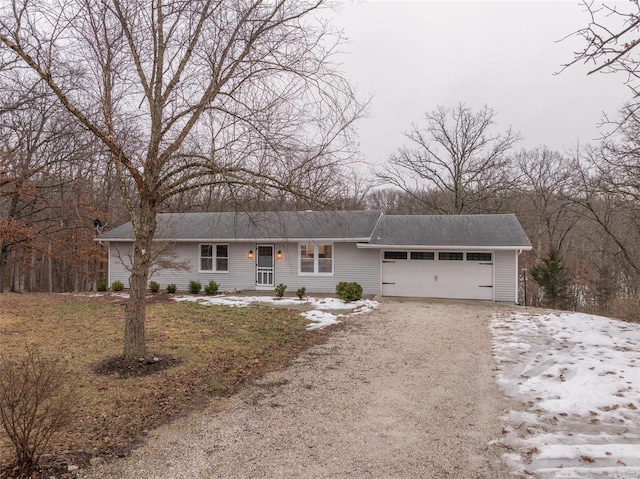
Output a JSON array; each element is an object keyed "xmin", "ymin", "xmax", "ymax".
[
  {"xmin": 4, "ymin": 97, "xmax": 640, "ymax": 321},
  {"xmin": 0, "ymin": 87, "xmax": 119, "ymax": 294}
]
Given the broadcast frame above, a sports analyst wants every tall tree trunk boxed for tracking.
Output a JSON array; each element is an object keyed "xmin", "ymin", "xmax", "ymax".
[
  {"xmin": 0, "ymin": 242, "xmax": 6, "ymax": 293},
  {"xmin": 29, "ymin": 249, "xmax": 36, "ymax": 292},
  {"xmin": 92, "ymin": 259, "xmax": 97, "ymax": 292},
  {"xmin": 48, "ymin": 240, "xmax": 52, "ymax": 293},
  {"xmin": 83, "ymin": 260, "xmax": 89, "ymax": 291},
  {"xmin": 12, "ymin": 251, "xmax": 24, "ymax": 293},
  {"xmin": 123, "ymin": 202, "xmax": 157, "ymax": 359}
]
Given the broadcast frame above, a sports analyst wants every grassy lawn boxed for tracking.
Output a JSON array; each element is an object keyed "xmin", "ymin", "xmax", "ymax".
[{"xmin": 0, "ymin": 293, "xmax": 328, "ymax": 467}]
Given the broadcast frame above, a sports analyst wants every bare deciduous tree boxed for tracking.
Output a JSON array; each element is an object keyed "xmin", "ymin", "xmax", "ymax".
[
  {"xmin": 0, "ymin": 0, "xmax": 365, "ymax": 359},
  {"xmin": 378, "ymin": 104, "xmax": 520, "ymax": 214},
  {"xmin": 561, "ymin": 1, "xmax": 640, "ymax": 315},
  {"xmin": 573, "ymin": 118, "xmax": 640, "ymax": 281},
  {"xmin": 565, "ymin": 1, "xmax": 640, "ymax": 101},
  {"xmin": 514, "ymin": 147, "xmax": 579, "ymax": 257}
]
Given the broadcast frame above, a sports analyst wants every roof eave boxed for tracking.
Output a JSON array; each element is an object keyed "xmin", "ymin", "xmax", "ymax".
[
  {"xmin": 356, "ymin": 243, "xmax": 533, "ymax": 251},
  {"xmin": 97, "ymin": 237, "xmax": 373, "ymax": 243}
]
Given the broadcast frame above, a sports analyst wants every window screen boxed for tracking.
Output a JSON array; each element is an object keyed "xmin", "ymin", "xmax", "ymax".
[
  {"xmin": 318, "ymin": 244, "xmax": 332, "ymax": 273},
  {"xmin": 200, "ymin": 244, "xmax": 213, "ymax": 271},
  {"xmin": 300, "ymin": 244, "xmax": 314, "ymax": 273},
  {"xmin": 216, "ymin": 245, "xmax": 229, "ymax": 271}
]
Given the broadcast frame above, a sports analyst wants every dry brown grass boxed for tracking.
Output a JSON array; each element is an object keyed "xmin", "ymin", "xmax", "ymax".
[
  {"xmin": 0, "ymin": 292, "xmax": 327, "ymax": 469},
  {"xmin": 608, "ymin": 297, "xmax": 640, "ymax": 323}
]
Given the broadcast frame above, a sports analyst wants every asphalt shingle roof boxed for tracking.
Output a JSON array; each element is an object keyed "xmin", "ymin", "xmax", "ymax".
[
  {"xmin": 368, "ymin": 214, "xmax": 531, "ymax": 247},
  {"xmin": 100, "ymin": 211, "xmax": 531, "ymax": 248},
  {"xmin": 100, "ymin": 210, "xmax": 384, "ymax": 241}
]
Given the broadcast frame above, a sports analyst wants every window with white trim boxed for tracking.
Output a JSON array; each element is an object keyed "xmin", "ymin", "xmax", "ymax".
[
  {"xmin": 384, "ymin": 251, "xmax": 408, "ymax": 260},
  {"xmin": 439, "ymin": 252, "xmax": 463, "ymax": 261},
  {"xmin": 299, "ymin": 243, "xmax": 333, "ymax": 274},
  {"xmin": 199, "ymin": 244, "xmax": 229, "ymax": 272},
  {"xmin": 467, "ymin": 252, "xmax": 492, "ymax": 262},
  {"xmin": 411, "ymin": 251, "xmax": 434, "ymax": 260}
]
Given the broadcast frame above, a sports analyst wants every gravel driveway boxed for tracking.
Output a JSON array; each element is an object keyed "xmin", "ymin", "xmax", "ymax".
[{"xmin": 82, "ymin": 299, "xmax": 514, "ymax": 478}]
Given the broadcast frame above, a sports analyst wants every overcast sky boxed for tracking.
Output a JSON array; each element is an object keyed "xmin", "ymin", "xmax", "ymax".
[{"xmin": 328, "ymin": 1, "xmax": 630, "ymax": 166}]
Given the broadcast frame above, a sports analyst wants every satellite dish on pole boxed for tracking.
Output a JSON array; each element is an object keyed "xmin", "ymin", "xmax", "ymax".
[{"xmin": 94, "ymin": 219, "xmax": 107, "ymax": 247}]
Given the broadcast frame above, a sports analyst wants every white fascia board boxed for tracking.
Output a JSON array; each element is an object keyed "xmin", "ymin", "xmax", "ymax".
[
  {"xmin": 356, "ymin": 243, "xmax": 533, "ymax": 251},
  {"xmin": 99, "ymin": 237, "xmax": 371, "ymax": 243},
  {"xmin": 161, "ymin": 237, "xmax": 371, "ymax": 242}
]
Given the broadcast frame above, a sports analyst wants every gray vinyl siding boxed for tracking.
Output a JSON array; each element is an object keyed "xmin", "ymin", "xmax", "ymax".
[
  {"xmin": 273, "ymin": 242, "xmax": 380, "ymax": 295},
  {"xmin": 108, "ymin": 242, "xmax": 255, "ymax": 291},
  {"xmin": 335, "ymin": 244, "xmax": 381, "ymax": 295},
  {"xmin": 108, "ymin": 241, "xmax": 381, "ymax": 295},
  {"xmin": 108, "ymin": 243, "xmax": 132, "ymax": 287},
  {"xmin": 494, "ymin": 250, "xmax": 518, "ymax": 303},
  {"xmin": 162, "ymin": 242, "xmax": 256, "ymax": 292}
]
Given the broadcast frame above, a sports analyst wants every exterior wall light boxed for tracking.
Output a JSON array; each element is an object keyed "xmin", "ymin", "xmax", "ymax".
[
  {"xmin": 276, "ymin": 250, "xmax": 283, "ymax": 259},
  {"xmin": 248, "ymin": 250, "xmax": 254, "ymax": 259}
]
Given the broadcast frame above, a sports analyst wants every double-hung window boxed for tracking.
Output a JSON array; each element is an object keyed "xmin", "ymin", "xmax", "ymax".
[
  {"xmin": 299, "ymin": 243, "xmax": 333, "ymax": 274},
  {"xmin": 199, "ymin": 244, "xmax": 229, "ymax": 272}
]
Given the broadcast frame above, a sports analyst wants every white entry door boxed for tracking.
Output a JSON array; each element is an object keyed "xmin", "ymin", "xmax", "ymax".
[{"xmin": 256, "ymin": 245, "xmax": 274, "ymax": 287}]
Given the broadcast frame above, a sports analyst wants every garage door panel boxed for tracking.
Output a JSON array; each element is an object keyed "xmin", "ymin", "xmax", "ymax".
[
  {"xmin": 382, "ymin": 252, "xmax": 493, "ymax": 300},
  {"xmin": 382, "ymin": 260, "xmax": 436, "ymax": 297},
  {"xmin": 432, "ymin": 261, "xmax": 493, "ymax": 300}
]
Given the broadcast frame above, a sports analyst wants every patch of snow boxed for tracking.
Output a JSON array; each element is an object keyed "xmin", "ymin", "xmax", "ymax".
[
  {"xmin": 301, "ymin": 310, "xmax": 341, "ymax": 330},
  {"xmin": 74, "ymin": 292, "xmax": 131, "ymax": 299},
  {"xmin": 347, "ymin": 300, "xmax": 378, "ymax": 316},
  {"xmin": 172, "ymin": 295, "xmax": 250, "ymax": 307},
  {"xmin": 170, "ymin": 294, "xmax": 378, "ymax": 329},
  {"xmin": 491, "ymin": 311, "xmax": 640, "ymax": 478},
  {"xmin": 304, "ymin": 297, "xmax": 377, "ymax": 311}
]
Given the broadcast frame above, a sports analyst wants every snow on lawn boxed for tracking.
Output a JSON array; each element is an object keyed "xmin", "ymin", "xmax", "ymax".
[
  {"xmin": 74, "ymin": 292, "xmax": 130, "ymax": 299},
  {"xmin": 301, "ymin": 310, "xmax": 341, "ymax": 330},
  {"xmin": 491, "ymin": 311, "xmax": 640, "ymax": 478},
  {"xmin": 172, "ymin": 295, "xmax": 378, "ymax": 330}
]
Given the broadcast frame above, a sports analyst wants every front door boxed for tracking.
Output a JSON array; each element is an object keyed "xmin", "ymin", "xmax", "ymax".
[{"xmin": 256, "ymin": 245, "xmax": 274, "ymax": 287}]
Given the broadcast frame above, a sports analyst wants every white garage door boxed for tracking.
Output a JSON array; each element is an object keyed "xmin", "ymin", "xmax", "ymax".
[{"xmin": 381, "ymin": 251, "xmax": 493, "ymax": 300}]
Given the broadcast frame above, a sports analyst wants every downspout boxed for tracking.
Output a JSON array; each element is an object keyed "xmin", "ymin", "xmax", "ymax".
[
  {"xmin": 516, "ymin": 249, "xmax": 522, "ymax": 305},
  {"xmin": 369, "ymin": 212, "xmax": 385, "ymax": 297},
  {"xmin": 107, "ymin": 242, "xmax": 112, "ymax": 289}
]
